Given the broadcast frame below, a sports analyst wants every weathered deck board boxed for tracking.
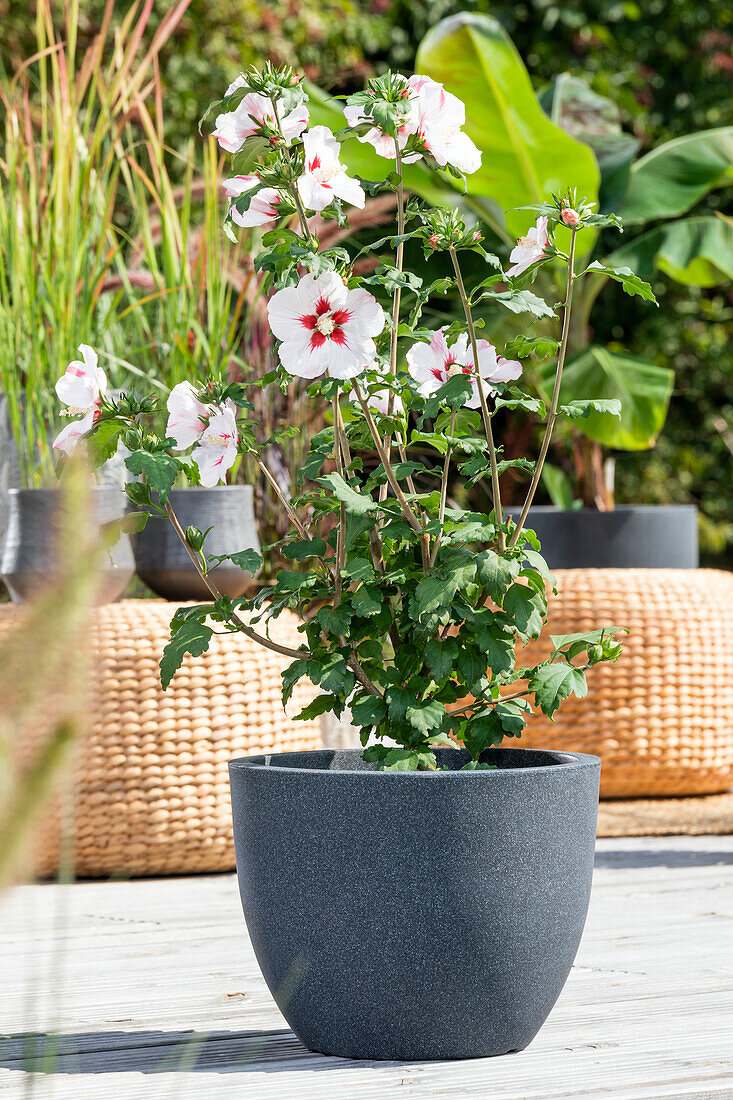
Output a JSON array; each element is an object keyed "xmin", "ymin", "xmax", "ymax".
[{"xmin": 1, "ymin": 836, "xmax": 732, "ymax": 1099}]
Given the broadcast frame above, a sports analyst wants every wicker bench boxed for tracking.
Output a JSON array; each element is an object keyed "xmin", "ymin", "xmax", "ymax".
[
  {"xmin": 4, "ymin": 600, "xmax": 320, "ymax": 878},
  {"xmin": 517, "ymin": 569, "xmax": 733, "ymax": 798}
]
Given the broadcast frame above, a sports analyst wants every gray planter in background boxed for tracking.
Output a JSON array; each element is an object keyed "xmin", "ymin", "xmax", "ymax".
[
  {"xmin": 132, "ymin": 486, "xmax": 260, "ymax": 601},
  {"xmin": 505, "ymin": 504, "xmax": 699, "ymax": 569},
  {"xmin": 229, "ymin": 746, "xmax": 601, "ymax": 1061},
  {"xmin": 0, "ymin": 486, "xmax": 134, "ymax": 603}
]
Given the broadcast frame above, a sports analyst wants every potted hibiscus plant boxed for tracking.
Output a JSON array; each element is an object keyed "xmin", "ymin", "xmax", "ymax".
[{"xmin": 63, "ymin": 64, "xmax": 655, "ymax": 1061}]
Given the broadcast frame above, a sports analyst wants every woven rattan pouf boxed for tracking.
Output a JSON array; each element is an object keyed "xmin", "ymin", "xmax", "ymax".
[
  {"xmin": 516, "ymin": 569, "xmax": 733, "ymax": 798},
  {"xmin": 4, "ymin": 600, "xmax": 320, "ymax": 878}
]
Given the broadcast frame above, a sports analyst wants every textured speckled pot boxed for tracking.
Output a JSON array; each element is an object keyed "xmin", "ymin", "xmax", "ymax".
[
  {"xmin": 132, "ymin": 486, "xmax": 260, "ymax": 600},
  {"xmin": 505, "ymin": 505, "xmax": 698, "ymax": 569},
  {"xmin": 229, "ymin": 747, "xmax": 601, "ymax": 1061},
  {"xmin": 0, "ymin": 486, "xmax": 134, "ymax": 604}
]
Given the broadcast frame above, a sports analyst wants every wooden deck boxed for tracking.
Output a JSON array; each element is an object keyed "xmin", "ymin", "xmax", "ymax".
[{"xmin": 1, "ymin": 836, "xmax": 732, "ymax": 1099}]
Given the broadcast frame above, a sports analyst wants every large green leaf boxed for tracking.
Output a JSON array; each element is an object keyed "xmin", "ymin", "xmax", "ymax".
[
  {"xmin": 620, "ymin": 128, "xmax": 733, "ymax": 225},
  {"xmin": 415, "ymin": 14, "xmax": 600, "ymax": 236},
  {"xmin": 606, "ymin": 215, "xmax": 733, "ymax": 288},
  {"xmin": 541, "ymin": 347, "xmax": 674, "ymax": 451}
]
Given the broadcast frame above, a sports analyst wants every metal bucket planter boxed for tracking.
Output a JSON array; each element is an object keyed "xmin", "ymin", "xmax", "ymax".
[
  {"xmin": 505, "ymin": 505, "xmax": 698, "ymax": 569},
  {"xmin": 229, "ymin": 747, "xmax": 600, "ymax": 1061},
  {"xmin": 0, "ymin": 486, "xmax": 134, "ymax": 603},
  {"xmin": 132, "ymin": 486, "xmax": 260, "ymax": 600}
]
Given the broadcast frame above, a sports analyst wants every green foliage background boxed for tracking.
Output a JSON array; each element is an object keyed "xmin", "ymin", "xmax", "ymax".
[{"xmin": 2, "ymin": 0, "xmax": 730, "ymax": 563}]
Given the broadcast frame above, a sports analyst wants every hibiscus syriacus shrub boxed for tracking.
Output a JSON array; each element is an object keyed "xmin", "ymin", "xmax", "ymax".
[{"xmin": 59, "ymin": 64, "xmax": 657, "ymax": 770}]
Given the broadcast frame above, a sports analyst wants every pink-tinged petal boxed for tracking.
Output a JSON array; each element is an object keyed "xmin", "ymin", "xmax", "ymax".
[
  {"xmin": 429, "ymin": 328, "xmax": 452, "ymax": 363},
  {"xmin": 297, "ymin": 172, "xmax": 332, "ymax": 212},
  {"xmin": 165, "ymin": 381, "xmax": 208, "ymax": 450},
  {"xmin": 407, "ymin": 336, "xmax": 444, "ymax": 393},
  {"xmin": 333, "ymin": 173, "xmax": 365, "ymax": 209},
  {"xmin": 267, "ymin": 285, "xmax": 309, "ymax": 342},
  {"xmin": 342, "ymin": 287, "xmax": 386, "ymax": 338},
  {"xmin": 52, "ymin": 409, "xmax": 95, "ymax": 455},
  {"xmin": 55, "ymin": 345, "xmax": 106, "ymax": 410},
  {"xmin": 277, "ymin": 338, "xmax": 329, "ymax": 379},
  {"xmin": 280, "ymin": 103, "xmax": 309, "ymax": 144},
  {"xmin": 230, "ymin": 187, "xmax": 281, "ymax": 227},
  {"xmin": 445, "ymin": 130, "xmax": 482, "ymax": 174},
  {"xmin": 303, "ymin": 126, "xmax": 339, "ymax": 169},
  {"xmin": 489, "ymin": 356, "xmax": 523, "ymax": 385},
  {"xmin": 224, "ymin": 75, "xmax": 247, "ymax": 98},
  {"xmin": 222, "ymin": 174, "xmax": 259, "ymax": 199}
]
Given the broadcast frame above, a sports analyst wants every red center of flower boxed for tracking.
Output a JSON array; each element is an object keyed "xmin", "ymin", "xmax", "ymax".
[{"xmin": 299, "ymin": 296, "xmax": 351, "ymax": 350}]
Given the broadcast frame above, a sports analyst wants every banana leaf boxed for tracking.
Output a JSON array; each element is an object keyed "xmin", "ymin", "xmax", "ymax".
[
  {"xmin": 540, "ymin": 346, "xmax": 674, "ymax": 451},
  {"xmin": 620, "ymin": 128, "xmax": 733, "ymax": 225},
  {"xmin": 606, "ymin": 215, "xmax": 733, "ymax": 288}
]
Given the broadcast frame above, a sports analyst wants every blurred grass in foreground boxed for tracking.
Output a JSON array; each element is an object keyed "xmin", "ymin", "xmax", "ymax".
[{"xmin": 0, "ymin": 462, "xmax": 102, "ymax": 889}]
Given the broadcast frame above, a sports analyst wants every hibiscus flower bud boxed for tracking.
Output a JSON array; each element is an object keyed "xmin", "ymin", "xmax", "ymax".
[
  {"xmin": 123, "ymin": 427, "xmax": 142, "ymax": 450},
  {"xmin": 561, "ymin": 207, "xmax": 581, "ymax": 228},
  {"xmin": 428, "ymin": 233, "xmax": 440, "ymax": 249},
  {"xmin": 185, "ymin": 525, "xmax": 205, "ymax": 552},
  {"xmin": 472, "ymin": 230, "xmax": 482, "ymax": 242}
]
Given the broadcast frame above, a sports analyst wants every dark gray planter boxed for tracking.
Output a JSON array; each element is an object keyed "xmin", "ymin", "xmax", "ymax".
[
  {"xmin": 229, "ymin": 746, "xmax": 601, "ymax": 1061},
  {"xmin": 505, "ymin": 504, "xmax": 698, "ymax": 569},
  {"xmin": 132, "ymin": 486, "xmax": 260, "ymax": 601},
  {"xmin": 0, "ymin": 486, "xmax": 134, "ymax": 604}
]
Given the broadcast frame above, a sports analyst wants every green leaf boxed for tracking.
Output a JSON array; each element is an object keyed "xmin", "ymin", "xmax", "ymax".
[
  {"xmin": 458, "ymin": 646, "xmax": 488, "ymax": 692},
  {"xmin": 486, "ymin": 289, "xmax": 555, "ymax": 318},
  {"xmin": 405, "ymin": 699, "xmax": 446, "ymax": 736},
  {"xmin": 282, "ymin": 538, "xmax": 327, "ymax": 562},
  {"xmin": 125, "ymin": 450, "xmax": 180, "ymax": 504},
  {"xmin": 160, "ymin": 620, "xmax": 213, "ymax": 691},
  {"xmin": 416, "ymin": 13, "xmax": 599, "ymax": 237},
  {"xmin": 461, "ymin": 760, "xmax": 497, "ymax": 771},
  {"xmin": 87, "ymin": 418, "xmax": 126, "ymax": 468},
  {"xmin": 504, "ymin": 335, "xmax": 559, "ymax": 359},
  {"xmin": 477, "ymin": 626, "xmax": 515, "ymax": 674},
  {"xmin": 529, "ymin": 663, "xmax": 588, "ymax": 717},
  {"xmin": 560, "ymin": 399, "xmax": 622, "ymax": 420},
  {"xmin": 607, "ymin": 215, "xmax": 733, "ymax": 289},
  {"xmin": 318, "ymin": 472, "xmax": 377, "ymax": 516},
  {"xmin": 502, "ymin": 583, "xmax": 546, "ymax": 640},
  {"xmin": 351, "ymin": 585, "xmax": 383, "ymax": 617},
  {"xmin": 541, "ymin": 346, "xmax": 674, "ymax": 451},
  {"xmin": 424, "ymin": 637, "xmax": 459, "ymax": 681},
  {"xmin": 212, "ymin": 548, "xmax": 263, "ymax": 574},
  {"xmin": 386, "ymin": 686, "xmax": 412, "ymax": 722},
  {"xmin": 522, "ymin": 548, "xmax": 556, "ymax": 588},
  {"xmin": 282, "ymin": 658, "xmax": 311, "ymax": 704},
  {"xmin": 584, "ymin": 262, "xmax": 657, "ymax": 304},
  {"xmin": 620, "ymin": 127, "xmax": 733, "ymax": 225},
  {"xmin": 294, "ymin": 694, "xmax": 341, "ymax": 721},
  {"xmin": 350, "ymin": 693, "xmax": 388, "ymax": 727},
  {"xmin": 367, "ymin": 747, "xmax": 437, "ymax": 772},
  {"xmin": 476, "ymin": 551, "xmax": 520, "ymax": 602},
  {"xmin": 414, "ymin": 574, "xmax": 460, "ymax": 616},
  {"xmin": 341, "ymin": 557, "xmax": 375, "ymax": 583},
  {"xmin": 317, "ymin": 605, "xmax": 351, "ymax": 636},
  {"xmin": 550, "ymin": 626, "xmax": 627, "ymax": 653}
]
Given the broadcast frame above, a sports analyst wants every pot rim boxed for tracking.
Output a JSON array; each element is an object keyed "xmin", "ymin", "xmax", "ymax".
[
  {"xmin": 164, "ymin": 485, "xmax": 254, "ymax": 495},
  {"xmin": 229, "ymin": 747, "xmax": 601, "ymax": 778},
  {"xmin": 504, "ymin": 503, "xmax": 697, "ymax": 516}
]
